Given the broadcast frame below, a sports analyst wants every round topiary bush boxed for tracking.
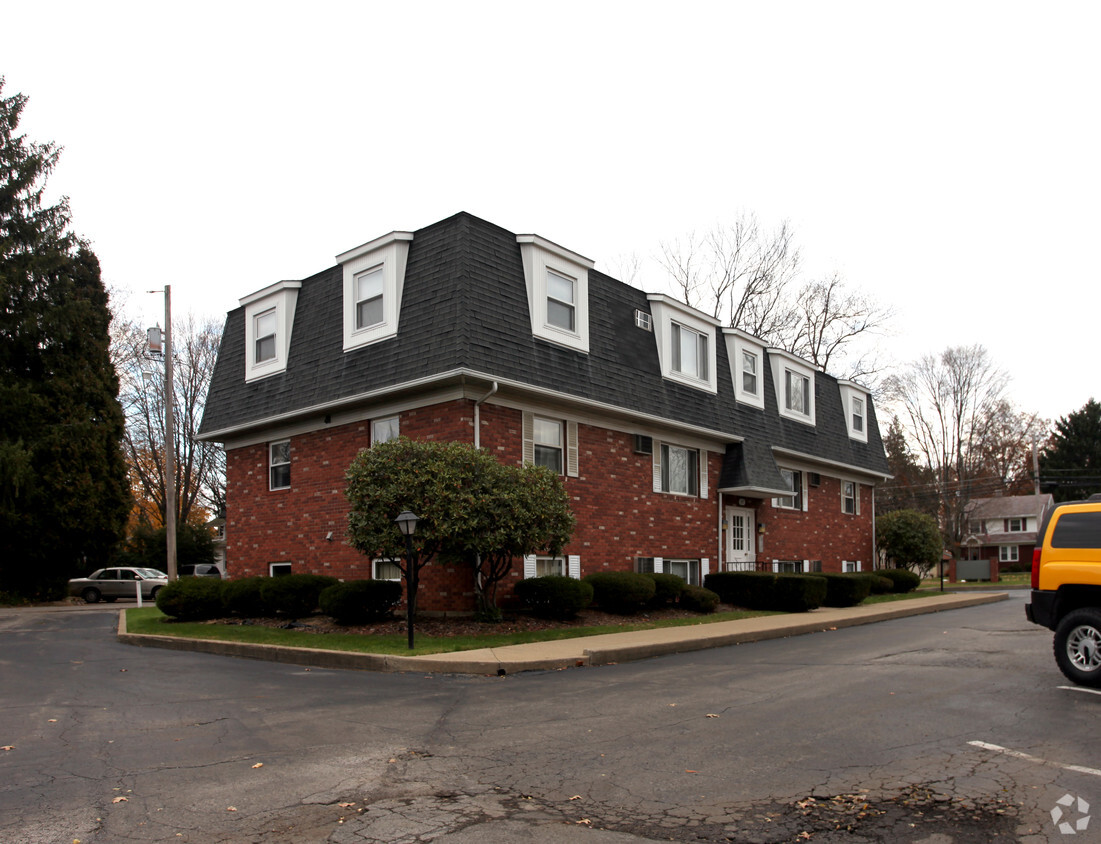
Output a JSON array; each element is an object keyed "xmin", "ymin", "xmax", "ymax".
[
  {"xmin": 680, "ymin": 584, "xmax": 720, "ymax": 613},
  {"xmin": 877, "ymin": 568, "xmax": 921, "ymax": 593},
  {"xmin": 260, "ymin": 573, "xmax": 339, "ymax": 618},
  {"xmin": 643, "ymin": 572, "xmax": 687, "ymax": 607},
  {"xmin": 583, "ymin": 571, "xmax": 656, "ymax": 614},
  {"xmin": 222, "ymin": 576, "xmax": 268, "ymax": 617},
  {"xmin": 319, "ymin": 580, "xmax": 402, "ymax": 625},
  {"xmin": 155, "ymin": 577, "xmax": 225, "ymax": 620},
  {"xmin": 513, "ymin": 575, "xmax": 593, "ymax": 620}
]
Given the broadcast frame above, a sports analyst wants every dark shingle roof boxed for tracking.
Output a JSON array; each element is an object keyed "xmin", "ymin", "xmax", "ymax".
[{"xmin": 200, "ymin": 212, "xmax": 889, "ymax": 485}]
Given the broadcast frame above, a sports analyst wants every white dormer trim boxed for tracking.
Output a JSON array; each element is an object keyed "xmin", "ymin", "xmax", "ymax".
[
  {"xmin": 723, "ymin": 327, "xmax": 766, "ymax": 409},
  {"xmin": 769, "ymin": 348, "xmax": 816, "ymax": 426},
  {"xmin": 336, "ymin": 231, "xmax": 414, "ymax": 352},
  {"xmin": 516, "ymin": 234, "xmax": 593, "ymax": 354},
  {"xmin": 242, "ymin": 280, "xmax": 301, "ymax": 382},
  {"xmin": 838, "ymin": 380, "xmax": 870, "ymax": 443},
  {"xmin": 647, "ymin": 294, "xmax": 719, "ymax": 394}
]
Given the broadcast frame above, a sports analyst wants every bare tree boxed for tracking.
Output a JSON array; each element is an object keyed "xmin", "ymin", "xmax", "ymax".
[
  {"xmin": 113, "ymin": 311, "xmax": 224, "ymax": 527},
  {"xmin": 883, "ymin": 345, "xmax": 1011, "ymax": 555}
]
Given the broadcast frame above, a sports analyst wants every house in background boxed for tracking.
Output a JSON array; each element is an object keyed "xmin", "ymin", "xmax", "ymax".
[
  {"xmin": 962, "ymin": 493, "xmax": 1054, "ymax": 572},
  {"xmin": 197, "ymin": 212, "xmax": 891, "ymax": 613}
]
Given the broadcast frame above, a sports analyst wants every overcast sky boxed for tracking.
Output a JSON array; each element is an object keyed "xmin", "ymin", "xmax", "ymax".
[{"xmin": 6, "ymin": 1, "xmax": 1098, "ymax": 423}]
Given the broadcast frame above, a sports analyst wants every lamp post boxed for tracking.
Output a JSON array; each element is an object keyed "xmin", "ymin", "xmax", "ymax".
[
  {"xmin": 395, "ymin": 510, "xmax": 420, "ymax": 649},
  {"xmin": 147, "ymin": 285, "xmax": 177, "ymax": 581}
]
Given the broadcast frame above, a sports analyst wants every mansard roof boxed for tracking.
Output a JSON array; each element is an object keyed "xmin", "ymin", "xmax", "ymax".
[{"xmin": 199, "ymin": 212, "xmax": 889, "ymax": 484}]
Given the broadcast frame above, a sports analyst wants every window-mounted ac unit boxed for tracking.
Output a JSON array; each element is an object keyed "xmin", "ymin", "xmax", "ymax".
[
  {"xmin": 809, "ymin": 472, "xmax": 821, "ymax": 487},
  {"xmin": 634, "ymin": 435, "xmax": 653, "ymax": 455}
]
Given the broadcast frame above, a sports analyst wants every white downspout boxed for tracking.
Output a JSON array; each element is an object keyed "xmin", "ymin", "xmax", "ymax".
[
  {"xmin": 473, "ymin": 381, "xmax": 498, "ymax": 449},
  {"xmin": 717, "ymin": 492, "xmax": 724, "ymax": 574}
]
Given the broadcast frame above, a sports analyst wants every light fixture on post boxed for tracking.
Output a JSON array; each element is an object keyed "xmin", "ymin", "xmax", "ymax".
[{"xmin": 395, "ymin": 510, "xmax": 420, "ymax": 649}]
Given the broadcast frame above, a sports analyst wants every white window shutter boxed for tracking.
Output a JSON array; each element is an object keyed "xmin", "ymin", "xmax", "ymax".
[
  {"xmin": 653, "ymin": 556, "xmax": 664, "ymax": 573},
  {"xmin": 855, "ymin": 560, "xmax": 862, "ymax": 572},
  {"xmin": 856, "ymin": 483, "xmax": 861, "ymax": 515},
  {"xmin": 802, "ymin": 472, "xmax": 809, "ymax": 512},
  {"xmin": 701, "ymin": 557, "xmax": 710, "ymax": 579},
  {"xmin": 699, "ymin": 451, "xmax": 708, "ymax": 498},
  {"xmin": 523, "ymin": 554, "xmax": 536, "ymax": 578},
  {"xmin": 522, "ymin": 411, "xmax": 534, "ymax": 465},
  {"xmin": 652, "ymin": 445, "xmax": 662, "ymax": 493},
  {"xmin": 568, "ymin": 555, "xmax": 580, "ymax": 579},
  {"xmin": 772, "ymin": 562, "xmax": 779, "ymax": 573},
  {"xmin": 566, "ymin": 420, "xmax": 579, "ymax": 477}
]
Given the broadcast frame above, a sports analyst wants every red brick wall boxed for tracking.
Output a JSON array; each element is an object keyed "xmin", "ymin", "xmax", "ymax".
[{"xmin": 225, "ymin": 399, "xmax": 878, "ymax": 610}]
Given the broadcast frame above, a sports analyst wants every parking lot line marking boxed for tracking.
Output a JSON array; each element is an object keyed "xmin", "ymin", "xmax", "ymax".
[
  {"xmin": 1058, "ymin": 685, "xmax": 1101, "ymax": 697},
  {"xmin": 969, "ymin": 741, "xmax": 1101, "ymax": 778}
]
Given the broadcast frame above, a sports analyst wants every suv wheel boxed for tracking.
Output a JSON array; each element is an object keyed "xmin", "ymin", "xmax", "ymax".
[{"xmin": 1054, "ymin": 608, "xmax": 1101, "ymax": 687}]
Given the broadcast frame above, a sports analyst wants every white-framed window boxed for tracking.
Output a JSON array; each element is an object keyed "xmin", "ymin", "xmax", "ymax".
[
  {"xmin": 269, "ymin": 562, "xmax": 292, "ymax": 577},
  {"xmin": 254, "ymin": 309, "xmax": 277, "ymax": 363},
  {"xmin": 843, "ymin": 560, "xmax": 862, "ymax": 572},
  {"xmin": 522, "ymin": 412, "xmax": 578, "ymax": 477},
  {"xmin": 269, "ymin": 440, "xmax": 291, "ymax": 490},
  {"xmin": 851, "ymin": 397, "xmax": 865, "ymax": 434},
  {"xmin": 533, "ymin": 417, "xmax": 564, "ymax": 474},
  {"xmin": 535, "ymin": 556, "xmax": 567, "ymax": 577},
  {"xmin": 724, "ymin": 328, "xmax": 766, "ymax": 409},
  {"xmin": 1000, "ymin": 545, "xmax": 1019, "ymax": 562},
  {"xmin": 785, "ymin": 369, "xmax": 810, "ymax": 416},
  {"xmin": 842, "ymin": 480, "xmax": 858, "ymax": 515},
  {"xmin": 660, "ymin": 443, "xmax": 699, "ymax": 496},
  {"xmin": 774, "ymin": 468, "xmax": 803, "ymax": 510},
  {"xmin": 354, "ymin": 266, "xmax": 384, "ymax": 330},
  {"xmin": 373, "ymin": 558, "xmax": 402, "ymax": 581},
  {"xmin": 546, "ymin": 269, "xmax": 576, "ymax": 333},
  {"xmin": 970, "ymin": 520, "xmax": 984, "ymax": 535},
  {"xmin": 1007, "ymin": 517, "xmax": 1024, "ymax": 532},
  {"xmin": 742, "ymin": 351, "xmax": 758, "ymax": 396},
  {"xmin": 339, "ymin": 231, "xmax": 413, "ymax": 352},
  {"xmin": 372, "ymin": 416, "xmax": 400, "ymax": 444},
  {"xmin": 671, "ymin": 322, "xmax": 709, "ymax": 382},
  {"xmin": 666, "ymin": 558, "xmax": 701, "ymax": 586},
  {"xmin": 517, "ymin": 234, "xmax": 592, "ymax": 354}
]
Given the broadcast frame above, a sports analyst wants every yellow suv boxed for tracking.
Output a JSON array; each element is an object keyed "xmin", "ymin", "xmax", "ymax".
[{"xmin": 1026, "ymin": 495, "xmax": 1101, "ymax": 686}]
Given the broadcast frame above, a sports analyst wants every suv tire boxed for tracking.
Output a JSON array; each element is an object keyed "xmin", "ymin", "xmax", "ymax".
[{"xmin": 1054, "ymin": 608, "xmax": 1101, "ymax": 687}]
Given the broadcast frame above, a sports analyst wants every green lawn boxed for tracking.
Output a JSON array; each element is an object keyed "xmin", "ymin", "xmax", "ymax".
[{"xmin": 124, "ymin": 589, "xmax": 942, "ymax": 657}]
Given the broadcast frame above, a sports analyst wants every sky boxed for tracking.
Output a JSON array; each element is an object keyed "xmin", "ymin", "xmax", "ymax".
[{"xmin": 6, "ymin": 1, "xmax": 1099, "ymax": 424}]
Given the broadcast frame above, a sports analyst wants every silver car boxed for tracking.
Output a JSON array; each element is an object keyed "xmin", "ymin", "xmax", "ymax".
[{"xmin": 68, "ymin": 567, "xmax": 169, "ymax": 603}]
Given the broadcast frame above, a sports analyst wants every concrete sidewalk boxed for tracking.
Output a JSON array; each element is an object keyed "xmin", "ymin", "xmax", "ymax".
[{"xmin": 117, "ymin": 591, "xmax": 1007, "ymax": 676}]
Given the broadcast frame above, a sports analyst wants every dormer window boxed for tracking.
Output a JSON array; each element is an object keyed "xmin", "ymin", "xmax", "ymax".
[
  {"xmin": 647, "ymin": 294, "xmax": 719, "ymax": 394},
  {"xmin": 242, "ymin": 280, "xmax": 301, "ymax": 382},
  {"xmin": 517, "ymin": 234, "xmax": 592, "ymax": 354},
  {"xmin": 672, "ymin": 322, "xmax": 708, "ymax": 381},
  {"xmin": 254, "ymin": 309, "xmax": 277, "ymax": 363},
  {"xmin": 546, "ymin": 270, "xmax": 576, "ymax": 332},
  {"xmin": 770, "ymin": 349, "xmax": 816, "ymax": 425},
  {"xmin": 723, "ymin": 327, "xmax": 766, "ymax": 409},
  {"xmin": 838, "ymin": 380, "xmax": 870, "ymax": 442},
  {"xmin": 337, "ymin": 231, "xmax": 413, "ymax": 352},
  {"xmin": 355, "ymin": 266, "xmax": 384, "ymax": 330}
]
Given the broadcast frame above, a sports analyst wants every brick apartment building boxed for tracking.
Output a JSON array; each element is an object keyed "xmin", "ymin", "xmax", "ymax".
[{"xmin": 198, "ymin": 212, "xmax": 890, "ymax": 613}]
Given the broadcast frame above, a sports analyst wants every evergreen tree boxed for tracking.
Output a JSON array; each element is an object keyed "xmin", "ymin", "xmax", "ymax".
[
  {"xmin": 1040, "ymin": 399, "xmax": 1101, "ymax": 502},
  {"xmin": 0, "ymin": 79, "xmax": 130, "ymax": 599}
]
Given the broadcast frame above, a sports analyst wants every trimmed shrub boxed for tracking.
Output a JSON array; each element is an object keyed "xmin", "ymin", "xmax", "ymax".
[
  {"xmin": 704, "ymin": 571, "xmax": 776, "ymax": 609},
  {"xmin": 814, "ymin": 573, "xmax": 872, "ymax": 608},
  {"xmin": 222, "ymin": 576, "xmax": 268, "ymax": 617},
  {"xmin": 319, "ymin": 580, "xmax": 402, "ymax": 625},
  {"xmin": 513, "ymin": 575, "xmax": 594, "ymax": 620},
  {"xmin": 859, "ymin": 573, "xmax": 894, "ymax": 595},
  {"xmin": 583, "ymin": 571, "xmax": 656, "ymax": 614},
  {"xmin": 877, "ymin": 568, "xmax": 921, "ymax": 593},
  {"xmin": 155, "ymin": 577, "xmax": 225, "ymax": 621},
  {"xmin": 260, "ymin": 574, "xmax": 339, "ymax": 618},
  {"xmin": 771, "ymin": 574, "xmax": 827, "ymax": 612},
  {"xmin": 680, "ymin": 584, "xmax": 720, "ymax": 614},
  {"xmin": 643, "ymin": 572, "xmax": 687, "ymax": 607}
]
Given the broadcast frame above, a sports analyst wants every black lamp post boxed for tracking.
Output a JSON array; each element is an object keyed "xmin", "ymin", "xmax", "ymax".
[{"xmin": 395, "ymin": 510, "xmax": 420, "ymax": 649}]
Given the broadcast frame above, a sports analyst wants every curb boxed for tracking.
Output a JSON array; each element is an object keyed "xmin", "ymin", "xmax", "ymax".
[{"xmin": 117, "ymin": 592, "xmax": 1009, "ymax": 675}]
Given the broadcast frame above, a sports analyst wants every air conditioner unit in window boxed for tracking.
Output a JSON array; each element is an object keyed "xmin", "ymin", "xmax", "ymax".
[
  {"xmin": 809, "ymin": 472, "xmax": 821, "ymax": 487},
  {"xmin": 634, "ymin": 435, "xmax": 653, "ymax": 455}
]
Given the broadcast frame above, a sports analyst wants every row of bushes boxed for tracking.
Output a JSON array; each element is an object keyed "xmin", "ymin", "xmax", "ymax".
[
  {"xmin": 155, "ymin": 574, "xmax": 402, "ymax": 624},
  {"xmin": 703, "ymin": 568, "xmax": 920, "ymax": 613},
  {"xmin": 514, "ymin": 571, "xmax": 722, "ymax": 620}
]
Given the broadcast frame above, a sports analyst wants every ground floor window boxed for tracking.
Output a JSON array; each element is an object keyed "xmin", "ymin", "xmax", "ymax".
[
  {"xmin": 535, "ymin": 556, "xmax": 566, "ymax": 577},
  {"xmin": 269, "ymin": 562, "xmax": 292, "ymax": 577},
  {"xmin": 666, "ymin": 558, "xmax": 700, "ymax": 586},
  {"xmin": 843, "ymin": 560, "xmax": 862, "ymax": 572},
  {"xmin": 999, "ymin": 545, "xmax": 1019, "ymax": 563},
  {"xmin": 373, "ymin": 558, "xmax": 402, "ymax": 580}
]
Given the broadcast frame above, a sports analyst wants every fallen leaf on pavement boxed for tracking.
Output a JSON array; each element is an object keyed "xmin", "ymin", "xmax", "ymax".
[
  {"xmin": 1, "ymin": 746, "xmax": 13, "ymax": 751},
  {"xmin": 570, "ymin": 795, "xmax": 582, "ymax": 800},
  {"xmin": 706, "ymin": 714, "xmax": 719, "ymax": 718},
  {"xmin": 251, "ymin": 763, "xmax": 263, "ymax": 769},
  {"xmin": 112, "ymin": 797, "xmax": 127, "ymax": 804},
  {"xmin": 226, "ymin": 806, "xmax": 237, "ymax": 812}
]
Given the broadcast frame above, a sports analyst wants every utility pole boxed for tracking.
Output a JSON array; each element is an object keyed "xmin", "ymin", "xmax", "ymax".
[{"xmin": 148, "ymin": 286, "xmax": 177, "ymax": 580}]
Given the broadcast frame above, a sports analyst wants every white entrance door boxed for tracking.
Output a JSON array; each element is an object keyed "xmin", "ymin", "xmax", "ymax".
[{"xmin": 726, "ymin": 507, "xmax": 756, "ymax": 568}]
